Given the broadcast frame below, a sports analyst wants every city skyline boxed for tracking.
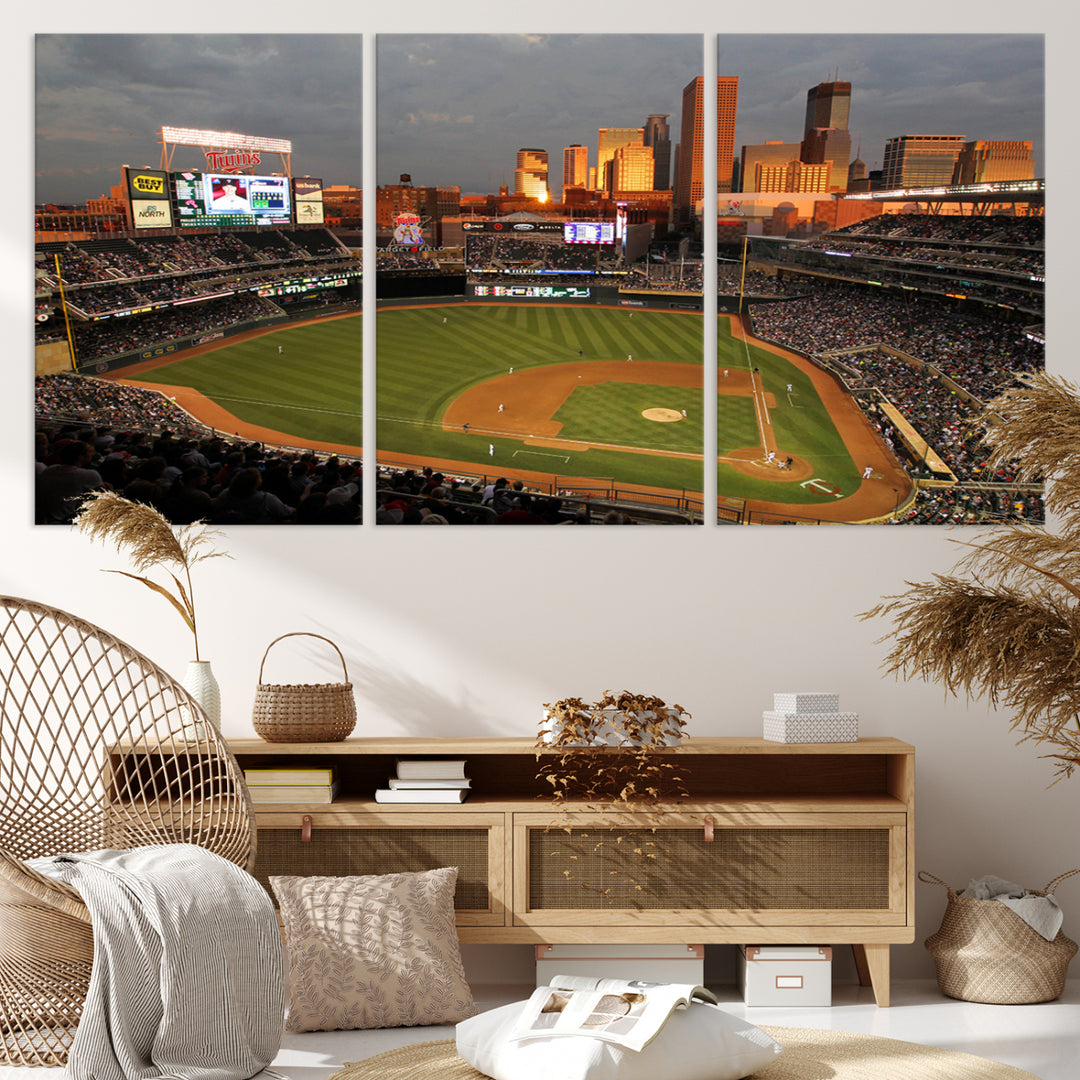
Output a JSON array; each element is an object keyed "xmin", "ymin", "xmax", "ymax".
[
  {"xmin": 34, "ymin": 33, "xmax": 1043, "ymax": 206},
  {"xmin": 379, "ymin": 33, "xmax": 1043, "ymax": 195}
]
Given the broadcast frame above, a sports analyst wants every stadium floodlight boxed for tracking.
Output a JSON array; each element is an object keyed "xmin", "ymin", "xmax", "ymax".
[{"xmin": 160, "ymin": 126, "xmax": 293, "ymax": 153}]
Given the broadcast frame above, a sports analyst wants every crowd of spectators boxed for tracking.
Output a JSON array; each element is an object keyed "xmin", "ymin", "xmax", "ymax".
[
  {"xmin": 465, "ymin": 234, "xmax": 618, "ymax": 274},
  {"xmin": 35, "ymin": 374, "xmax": 363, "ymax": 526},
  {"xmin": 893, "ymin": 485, "xmax": 1042, "ymax": 525},
  {"xmin": 747, "ymin": 281, "xmax": 1041, "ymax": 402},
  {"xmin": 36, "ymin": 229, "xmax": 359, "ymax": 357},
  {"xmin": 38, "ymin": 230, "xmax": 350, "ymax": 288},
  {"xmin": 745, "ymin": 279, "xmax": 1044, "ymax": 522},
  {"xmin": 796, "ymin": 235, "xmax": 1044, "ymax": 277},
  {"xmin": 834, "ymin": 213, "xmax": 1044, "ymax": 247},
  {"xmin": 64, "ymin": 294, "xmax": 282, "ymax": 363},
  {"xmin": 376, "ymin": 251, "xmax": 441, "ymax": 271},
  {"xmin": 375, "ymin": 465, "xmax": 654, "ymax": 525}
]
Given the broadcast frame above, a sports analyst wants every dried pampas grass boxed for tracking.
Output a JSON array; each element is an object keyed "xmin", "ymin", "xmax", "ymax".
[
  {"xmin": 864, "ymin": 372, "xmax": 1080, "ymax": 783},
  {"xmin": 72, "ymin": 490, "xmax": 229, "ymax": 661}
]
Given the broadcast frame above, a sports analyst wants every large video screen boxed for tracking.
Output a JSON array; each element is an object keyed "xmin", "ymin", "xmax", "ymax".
[
  {"xmin": 563, "ymin": 221, "xmax": 615, "ymax": 244},
  {"xmin": 173, "ymin": 171, "xmax": 292, "ymax": 227}
]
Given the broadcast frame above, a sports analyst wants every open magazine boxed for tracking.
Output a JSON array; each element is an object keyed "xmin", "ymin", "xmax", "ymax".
[{"xmin": 509, "ymin": 974, "xmax": 718, "ymax": 1052}]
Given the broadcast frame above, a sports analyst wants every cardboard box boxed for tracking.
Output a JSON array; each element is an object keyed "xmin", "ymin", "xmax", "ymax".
[
  {"xmin": 737, "ymin": 946, "xmax": 832, "ymax": 1006},
  {"xmin": 535, "ymin": 943, "xmax": 704, "ymax": 986},
  {"xmin": 762, "ymin": 711, "xmax": 859, "ymax": 743}
]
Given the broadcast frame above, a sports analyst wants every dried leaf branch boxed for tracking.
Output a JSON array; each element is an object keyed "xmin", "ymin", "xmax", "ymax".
[
  {"xmin": 535, "ymin": 691, "xmax": 691, "ymax": 906},
  {"xmin": 863, "ymin": 372, "xmax": 1080, "ymax": 782},
  {"xmin": 72, "ymin": 490, "xmax": 230, "ymax": 661}
]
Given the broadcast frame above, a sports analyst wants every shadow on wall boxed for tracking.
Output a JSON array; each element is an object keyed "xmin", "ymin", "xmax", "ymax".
[{"xmin": 258, "ymin": 617, "xmax": 510, "ymax": 738}]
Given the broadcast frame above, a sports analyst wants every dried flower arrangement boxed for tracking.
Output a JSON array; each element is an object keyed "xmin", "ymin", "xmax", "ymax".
[
  {"xmin": 863, "ymin": 372, "xmax": 1080, "ymax": 783},
  {"xmin": 536, "ymin": 691, "xmax": 691, "ymax": 810},
  {"xmin": 72, "ymin": 490, "xmax": 229, "ymax": 662},
  {"xmin": 535, "ymin": 692, "xmax": 691, "ymax": 906}
]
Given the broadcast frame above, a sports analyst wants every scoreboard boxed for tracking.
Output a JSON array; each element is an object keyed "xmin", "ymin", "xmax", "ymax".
[
  {"xmin": 563, "ymin": 221, "xmax": 616, "ymax": 245},
  {"xmin": 472, "ymin": 285, "xmax": 591, "ymax": 298},
  {"xmin": 173, "ymin": 171, "xmax": 292, "ymax": 228}
]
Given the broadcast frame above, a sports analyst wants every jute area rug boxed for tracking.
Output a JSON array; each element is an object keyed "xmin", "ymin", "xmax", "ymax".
[{"xmin": 326, "ymin": 1027, "xmax": 1040, "ymax": 1080}]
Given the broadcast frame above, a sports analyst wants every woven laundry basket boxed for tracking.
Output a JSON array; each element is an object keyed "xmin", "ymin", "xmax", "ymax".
[
  {"xmin": 920, "ymin": 869, "xmax": 1079, "ymax": 1004},
  {"xmin": 252, "ymin": 632, "xmax": 357, "ymax": 743}
]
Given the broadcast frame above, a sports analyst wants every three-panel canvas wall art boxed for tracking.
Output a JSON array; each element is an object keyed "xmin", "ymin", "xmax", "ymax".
[{"xmin": 34, "ymin": 34, "xmax": 1044, "ymax": 526}]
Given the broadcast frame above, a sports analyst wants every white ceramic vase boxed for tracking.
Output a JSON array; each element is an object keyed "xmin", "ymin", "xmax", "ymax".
[{"xmin": 182, "ymin": 660, "xmax": 221, "ymax": 731}]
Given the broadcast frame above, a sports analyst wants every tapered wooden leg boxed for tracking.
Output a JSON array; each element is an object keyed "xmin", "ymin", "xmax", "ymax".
[{"xmin": 852, "ymin": 944, "xmax": 890, "ymax": 1007}]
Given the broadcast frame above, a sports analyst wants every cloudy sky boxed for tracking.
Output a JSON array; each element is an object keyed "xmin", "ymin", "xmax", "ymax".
[
  {"xmin": 379, "ymin": 33, "xmax": 1043, "ymax": 194},
  {"xmin": 35, "ymin": 35, "xmax": 363, "ymax": 204},
  {"xmin": 34, "ymin": 32, "xmax": 1042, "ymax": 204}
]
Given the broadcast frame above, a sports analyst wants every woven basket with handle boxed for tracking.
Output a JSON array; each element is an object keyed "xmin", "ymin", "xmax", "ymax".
[
  {"xmin": 252, "ymin": 632, "xmax": 357, "ymax": 743},
  {"xmin": 920, "ymin": 868, "xmax": 1079, "ymax": 1004}
]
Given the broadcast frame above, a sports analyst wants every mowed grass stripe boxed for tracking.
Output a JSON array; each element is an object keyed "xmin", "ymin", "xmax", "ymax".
[
  {"xmin": 134, "ymin": 315, "xmax": 362, "ymax": 445},
  {"xmin": 378, "ymin": 304, "xmax": 703, "ymax": 490}
]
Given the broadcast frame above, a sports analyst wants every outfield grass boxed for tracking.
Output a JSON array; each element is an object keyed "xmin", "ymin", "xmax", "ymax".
[
  {"xmin": 134, "ymin": 316, "xmax": 362, "ymax": 447},
  {"xmin": 716, "ymin": 317, "xmax": 860, "ymax": 504},
  {"xmin": 377, "ymin": 304, "xmax": 704, "ymax": 490}
]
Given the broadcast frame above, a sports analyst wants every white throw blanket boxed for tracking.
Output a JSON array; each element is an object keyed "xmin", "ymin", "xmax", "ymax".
[
  {"xmin": 961, "ymin": 874, "xmax": 1064, "ymax": 942},
  {"xmin": 29, "ymin": 844, "xmax": 285, "ymax": 1080}
]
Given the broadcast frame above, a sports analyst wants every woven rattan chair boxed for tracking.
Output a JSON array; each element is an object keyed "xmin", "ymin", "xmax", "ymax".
[{"xmin": 0, "ymin": 596, "xmax": 256, "ymax": 1067}]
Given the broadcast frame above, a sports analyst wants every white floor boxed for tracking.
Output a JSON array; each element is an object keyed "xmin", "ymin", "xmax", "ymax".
[{"xmin": 3, "ymin": 980, "xmax": 1075, "ymax": 1080}]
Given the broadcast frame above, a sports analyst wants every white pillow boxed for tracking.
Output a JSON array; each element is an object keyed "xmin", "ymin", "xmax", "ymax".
[{"xmin": 455, "ymin": 997, "xmax": 783, "ymax": 1080}]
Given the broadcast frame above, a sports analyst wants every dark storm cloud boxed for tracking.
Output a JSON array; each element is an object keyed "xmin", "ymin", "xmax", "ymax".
[
  {"xmin": 377, "ymin": 34, "xmax": 702, "ymax": 193},
  {"xmin": 36, "ymin": 35, "xmax": 363, "ymax": 204},
  {"xmin": 377, "ymin": 32, "xmax": 1042, "ymax": 193}
]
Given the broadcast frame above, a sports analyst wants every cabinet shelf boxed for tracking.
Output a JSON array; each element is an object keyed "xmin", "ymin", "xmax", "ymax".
[{"xmin": 133, "ymin": 735, "xmax": 914, "ymax": 1007}]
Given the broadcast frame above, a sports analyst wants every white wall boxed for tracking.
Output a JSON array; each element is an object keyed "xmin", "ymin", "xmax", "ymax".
[{"xmin": 10, "ymin": 4, "xmax": 1076, "ymax": 985}]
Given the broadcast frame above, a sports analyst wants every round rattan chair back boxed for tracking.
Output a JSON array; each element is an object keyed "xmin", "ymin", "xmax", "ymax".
[{"xmin": 0, "ymin": 596, "xmax": 256, "ymax": 1066}]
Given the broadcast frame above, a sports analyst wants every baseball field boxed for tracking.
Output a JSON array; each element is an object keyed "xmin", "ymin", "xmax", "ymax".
[{"xmin": 119, "ymin": 302, "xmax": 912, "ymax": 520}]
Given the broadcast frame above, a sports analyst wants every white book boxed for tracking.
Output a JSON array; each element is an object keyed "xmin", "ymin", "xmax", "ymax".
[
  {"xmin": 395, "ymin": 758, "xmax": 468, "ymax": 780},
  {"xmin": 374, "ymin": 787, "xmax": 468, "ymax": 803},
  {"xmin": 388, "ymin": 777, "xmax": 471, "ymax": 789}
]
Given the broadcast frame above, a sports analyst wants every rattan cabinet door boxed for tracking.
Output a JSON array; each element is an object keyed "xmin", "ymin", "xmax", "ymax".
[
  {"xmin": 513, "ymin": 811, "xmax": 908, "ymax": 933},
  {"xmin": 251, "ymin": 811, "xmax": 506, "ymax": 925}
]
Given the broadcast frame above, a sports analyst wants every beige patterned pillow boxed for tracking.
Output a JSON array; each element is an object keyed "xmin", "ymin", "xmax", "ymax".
[{"xmin": 270, "ymin": 867, "xmax": 478, "ymax": 1033}]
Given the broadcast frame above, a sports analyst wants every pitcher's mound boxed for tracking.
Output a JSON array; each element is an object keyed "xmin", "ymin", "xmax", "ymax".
[{"xmin": 642, "ymin": 408, "xmax": 684, "ymax": 423}]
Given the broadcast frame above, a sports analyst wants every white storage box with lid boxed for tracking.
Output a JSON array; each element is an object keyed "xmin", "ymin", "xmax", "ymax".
[
  {"xmin": 737, "ymin": 946, "xmax": 832, "ymax": 1006},
  {"xmin": 535, "ymin": 943, "xmax": 704, "ymax": 986}
]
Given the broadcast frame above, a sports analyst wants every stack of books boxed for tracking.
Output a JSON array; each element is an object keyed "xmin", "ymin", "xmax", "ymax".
[
  {"xmin": 375, "ymin": 758, "xmax": 470, "ymax": 803},
  {"xmin": 244, "ymin": 765, "xmax": 339, "ymax": 803}
]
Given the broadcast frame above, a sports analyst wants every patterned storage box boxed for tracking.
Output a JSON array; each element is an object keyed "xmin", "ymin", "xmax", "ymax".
[
  {"xmin": 763, "ymin": 711, "xmax": 859, "ymax": 743},
  {"xmin": 772, "ymin": 692, "xmax": 840, "ymax": 715}
]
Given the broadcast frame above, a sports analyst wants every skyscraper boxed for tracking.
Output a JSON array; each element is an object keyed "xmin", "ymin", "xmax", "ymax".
[
  {"xmin": 952, "ymin": 140, "xmax": 1035, "ymax": 184},
  {"xmin": 675, "ymin": 75, "xmax": 739, "ymax": 222},
  {"xmin": 881, "ymin": 134, "xmax": 967, "ymax": 188},
  {"xmin": 597, "ymin": 127, "xmax": 644, "ymax": 194},
  {"xmin": 801, "ymin": 81, "xmax": 852, "ymax": 192},
  {"xmin": 611, "ymin": 143, "xmax": 655, "ymax": 192},
  {"xmin": 514, "ymin": 148, "xmax": 549, "ymax": 200},
  {"xmin": 562, "ymin": 144, "xmax": 588, "ymax": 201},
  {"xmin": 643, "ymin": 114, "xmax": 671, "ymax": 190}
]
